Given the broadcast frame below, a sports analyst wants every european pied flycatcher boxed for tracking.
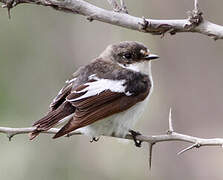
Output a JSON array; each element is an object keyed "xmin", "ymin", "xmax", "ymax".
[{"xmin": 30, "ymin": 41, "xmax": 159, "ymax": 146}]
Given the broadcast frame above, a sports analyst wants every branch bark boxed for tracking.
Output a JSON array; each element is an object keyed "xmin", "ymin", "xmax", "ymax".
[
  {"xmin": 1, "ymin": 124, "xmax": 223, "ymax": 149},
  {"xmin": 1, "ymin": 110, "xmax": 223, "ymax": 168},
  {"xmin": 0, "ymin": 0, "xmax": 223, "ymax": 40}
]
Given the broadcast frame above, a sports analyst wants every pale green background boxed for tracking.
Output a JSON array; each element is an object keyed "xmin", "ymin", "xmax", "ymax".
[{"xmin": 1, "ymin": 0, "xmax": 223, "ymax": 179}]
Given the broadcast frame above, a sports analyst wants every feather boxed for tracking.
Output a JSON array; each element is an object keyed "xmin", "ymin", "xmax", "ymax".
[{"xmin": 30, "ymin": 102, "xmax": 75, "ymax": 140}]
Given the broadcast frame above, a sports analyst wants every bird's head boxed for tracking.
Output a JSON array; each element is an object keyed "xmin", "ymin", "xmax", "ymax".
[{"xmin": 99, "ymin": 41, "xmax": 159, "ymax": 74}]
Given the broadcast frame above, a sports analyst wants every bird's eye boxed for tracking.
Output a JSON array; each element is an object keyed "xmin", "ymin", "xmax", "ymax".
[{"xmin": 123, "ymin": 53, "xmax": 132, "ymax": 59}]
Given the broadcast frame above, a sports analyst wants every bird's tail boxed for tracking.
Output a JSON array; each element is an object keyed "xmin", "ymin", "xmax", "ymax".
[{"xmin": 29, "ymin": 102, "xmax": 75, "ymax": 140}]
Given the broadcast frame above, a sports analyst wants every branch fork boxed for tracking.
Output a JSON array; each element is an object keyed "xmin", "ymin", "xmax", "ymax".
[{"xmin": 185, "ymin": 8, "xmax": 203, "ymax": 30}]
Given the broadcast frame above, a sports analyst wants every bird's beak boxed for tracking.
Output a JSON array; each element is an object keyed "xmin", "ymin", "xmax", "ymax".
[
  {"xmin": 140, "ymin": 49, "xmax": 159, "ymax": 61},
  {"xmin": 144, "ymin": 54, "xmax": 160, "ymax": 60}
]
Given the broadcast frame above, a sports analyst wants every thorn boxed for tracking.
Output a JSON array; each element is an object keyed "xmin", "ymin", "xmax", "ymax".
[
  {"xmin": 177, "ymin": 143, "xmax": 201, "ymax": 155},
  {"xmin": 167, "ymin": 108, "xmax": 174, "ymax": 134},
  {"xmin": 7, "ymin": 0, "xmax": 14, "ymax": 19},
  {"xmin": 7, "ymin": 7, "xmax": 11, "ymax": 19},
  {"xmin": 148, "ymin": 142, "xmax": 155, "ymax": 170},
  {"xmin": 194, "ymin": 0, "xmax": 199, "ymax": 12},
  {"xmin": 7, "ymin": 133, "xmax": 14, "ymax": 141}
]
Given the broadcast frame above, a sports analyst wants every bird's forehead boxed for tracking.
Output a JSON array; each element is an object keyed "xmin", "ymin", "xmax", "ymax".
[{"xmin": 113, "ymin": 42, "xmax": 148, "ymax": 52}]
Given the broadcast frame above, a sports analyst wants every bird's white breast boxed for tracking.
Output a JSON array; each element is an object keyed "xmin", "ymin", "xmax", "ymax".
[{"xmin": 79, "ymin": 94, "xmax": 151, "ymax": 138}]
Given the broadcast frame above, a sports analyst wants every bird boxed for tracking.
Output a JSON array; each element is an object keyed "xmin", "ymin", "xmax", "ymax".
[{"xmin": 30, "ymin": 41, "xmax": 159, "ymax": 147}]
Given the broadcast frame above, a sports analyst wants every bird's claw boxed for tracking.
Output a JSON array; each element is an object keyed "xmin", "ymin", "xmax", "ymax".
[
  {"xmin": 90, "ymin": 137, "xmax": 100, "ymax": 143},
  {"xmin": 129, "ymin": 129, "xmax": 142, "ymax": 147}
]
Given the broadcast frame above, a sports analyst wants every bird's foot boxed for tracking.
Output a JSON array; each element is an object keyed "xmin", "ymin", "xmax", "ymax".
[
  {"xmin": 90, "ymin": 137, "xmax": 100, "ymax": 143},
  {"xmin": 129, "ymin": 129, "xmax": 142, "ymax": 147}
]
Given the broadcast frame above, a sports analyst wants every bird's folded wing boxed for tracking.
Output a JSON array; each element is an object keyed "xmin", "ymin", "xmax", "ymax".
[
  {"xmin": 49, "ymin": 67, "xmax": 82, "ymax": 111},
  {"xmin": 53, "ymin": 77, "xmax": 147, "ymax": 138},
  {"xmin": 49, "ymin": 78, "xmax": 76, "ymax": 112}
]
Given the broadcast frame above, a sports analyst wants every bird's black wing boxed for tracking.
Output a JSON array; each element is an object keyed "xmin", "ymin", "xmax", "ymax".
[{"xmin": 49, "ymin": 78, "xmax": 74, "ymax": 112}]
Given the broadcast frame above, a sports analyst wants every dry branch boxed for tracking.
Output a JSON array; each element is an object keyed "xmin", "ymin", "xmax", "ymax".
[
  {"xmin": 0, "ymin": 0, "xmax": 223, "ymax": 39},
  {"xmin": 1, "ymin": 0, "xmax": 223, "ymax": 168},
  {"xmin": 1, "ymin": 110, "xmax": 223, "ymax": 167}
]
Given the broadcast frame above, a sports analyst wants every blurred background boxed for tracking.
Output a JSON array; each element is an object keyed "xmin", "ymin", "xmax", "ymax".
[{"xmin": 0, "ymin": 0, "xmax": 223, "ymax": 179}]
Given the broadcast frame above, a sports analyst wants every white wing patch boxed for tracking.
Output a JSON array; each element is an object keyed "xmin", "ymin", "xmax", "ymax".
[
  {"xmin": 65, "ymin": 78, "xmax": 77, "ymax": 84},
  {"xmin": 67, "ymin": 74, "xmax": 131, "ymax": 102}
]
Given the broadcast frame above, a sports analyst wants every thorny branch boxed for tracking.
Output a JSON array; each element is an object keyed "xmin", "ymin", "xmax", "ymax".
[
  {"xmin": 1, "ymin": 0, "xmax": 223, "ymax": 168},
  {"xmin": 0, "ymin": 0, "xmax": 223, "ymax": 39},
  {"xmin": 1, "ymin": 109, "xmax": 223, "ymax": 168}
]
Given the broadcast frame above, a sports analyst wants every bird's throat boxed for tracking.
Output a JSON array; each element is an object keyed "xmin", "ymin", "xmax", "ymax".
[{"xmin": 119, "ymin": 61, "xmax": 152, "ymax": 76}]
